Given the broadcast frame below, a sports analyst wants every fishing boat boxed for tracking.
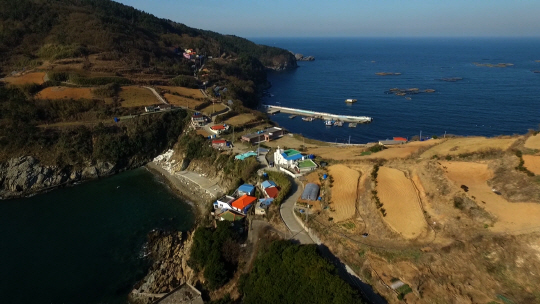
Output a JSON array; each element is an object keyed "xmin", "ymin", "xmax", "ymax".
[
  {"xmin": 302, "ymin": 116, "xmax": 315, "ymax": 121},
  {"xmin": 345, "ymin": 99, "xmax": 357, "ymax": 103},
  {"xmin": 334, "ymin": 120, "xmax": 343, "ymax": 127},
  {"xmin": 324, "ymin": 120, "xmax": 334, "ymax": 126},
  {"xmin": 348, "ymin": 123, "xmax": 357, "ymax": 128}
]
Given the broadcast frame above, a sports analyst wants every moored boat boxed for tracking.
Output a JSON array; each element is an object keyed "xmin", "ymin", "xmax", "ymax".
[
  {"xmin": 302, "ymin": 116, "xmax": 315, "ymax": 121},
  {"xmin": 325, "ymin": 120, "xmax": 334, "ymax": 126},
  {"xmin": 334, "ymin": 120, "xmax": 343, "ymax": 127},
  {"xmin": 345, "ymin": 99, "xmax": 357, "ymax": 103}
]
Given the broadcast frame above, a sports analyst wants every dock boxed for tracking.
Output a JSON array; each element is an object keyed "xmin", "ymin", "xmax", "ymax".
[{"xmin": 265, "ymin": 105, "xmax": 372, "ymax": 123}]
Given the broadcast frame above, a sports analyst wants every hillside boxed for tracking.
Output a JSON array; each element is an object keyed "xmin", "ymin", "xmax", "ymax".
[{"xmin": 0, "ymin": 0, "xmax": 296, "ymax": 74}]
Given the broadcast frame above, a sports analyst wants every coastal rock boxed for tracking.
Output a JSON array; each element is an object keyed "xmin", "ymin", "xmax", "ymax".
[
  {"xmin": 295, "ymin": 53, "xmax": 315, "ymax": 61},
  {"xmin": 129, "ymin": 230, "xmax": 196, "ymax": 304},
  {"xmin": 266, "ymin": 53, "xmax": 298, "ymax": 71},
  {"xmin": 0, "ymin": 156, "xmax": 119, "ymax": 199}
]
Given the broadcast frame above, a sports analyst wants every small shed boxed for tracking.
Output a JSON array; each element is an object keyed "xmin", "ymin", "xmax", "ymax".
[
  {"xmin": 258, "ymin": 198, "xmax": 274, "ymax": 207},
  {"xmin": 301, "ymin": 183, "xmax": 320, "ymax": 201},
  {"xmin": 237, "ymin": 184, "xmax": 256, "ymax": 196}
]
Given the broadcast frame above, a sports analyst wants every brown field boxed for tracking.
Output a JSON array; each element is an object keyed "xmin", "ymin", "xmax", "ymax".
[
  {"xmin": 36, "ymin": 86, "xmax": 94, "ymax": 100},
  {"xmin": 304, "ymin": 171, "xmax": 321, "ymax": 185},
  {"xmin": 224, "ymin": 113, "xmax": 257, "ymax": 126},
  {"xmin": 163, "ymin": 93, "xmax": 204, "ymax": 109},
  {"xmin": 328, "ymin": 164, "xmax": 360, "ymax": 222},
  {"xmin": 523, "ymin": 155, "xmax": 540, "ymax": 175},
  {"xmin": 524, "ymin": 134, "xmax": 540, "ymax": 150},
  {"xmin": 200, "ymin": 103, "xmax": 227, "ymax": 116},
  {"xmin": 119, "ymin": 86, "xmax": 159, "ymax": 107},
  {"xmin": 158, "ymin": 86, "xmax": 205, "ymax": 99},
  {"xmin": 263, "ymin": 134, "xmax": 328, "ymax": 149},
  {"xmin": 3, "ymin": 72, "xmax": 46, "ymax": 85},
  {"xmin": 196, "ymin": 129, "xmax": 211, "ymax": 137},
  {"xmin": 421, "ymin": 136, "xmax": 518, "ymax": 158},
  {"xmin": 376, "ymin": 166, "xmax": 427, "ymax": 238},
  {"xmin": 442, "ymin": 161, "xmax": 540, "ymax": 233}
]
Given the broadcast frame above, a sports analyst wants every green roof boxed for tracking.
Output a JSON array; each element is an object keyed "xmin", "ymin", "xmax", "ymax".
[
  {"xmin": 298, "ymin": 159, "xmax": 317, "ymax": 168},
  {"xmin": 282, "ymin": 149, "xmax": 301, "ymax": 157}
]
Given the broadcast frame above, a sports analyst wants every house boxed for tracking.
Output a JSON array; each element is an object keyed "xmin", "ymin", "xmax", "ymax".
[
  {"xmin": 231, "ymin": 194, "xmax": 256, "ymax": 214},
  {"xmin": 393, "ymin": 137, "xmax": 408, "ymax": 142},
  {"xmin": 261, "ymin": 180, "xmax": 277, "ymax": 189},
  {"xmin": 213, "ymin": 195, "xmax": 236, "ymax": 211},
  {"xmin": 212, "ymin": 140, "xmax": 230, "ymax": 150},
  {"xmin": 379, "ymin": 140, "xmax": 405, "ymax": 146},
  {"xmin": 191, "ymin": 112, "xmax": 206, "ymax": 127},
  {"xmin": 210, "ymin": 124, "xmax": 229, "ymax": 134},
  {"xmin": 255, "ymin": 198, "xmax": 274, "ymax": 215},
  {"xmin": 145, "ymin": 106, "xmax": 160, "ymax": 112},
  {"xmin": 241, "ymin": 127, "xmax": 284, "ymax": 144},
  {"xmin": 273, "ymin": 147, "xmax": 305, "ymax": 167},
  {"xmin": 261, "ymin": 180, "xmax": 279, "ymax": 198},
  {"xmin": 237, "ymin": 184, "xmax": 256, "ymax": 196},
  {"xmin": 218, "ymin": 210, "xmax": 245, "ymax": 222}
]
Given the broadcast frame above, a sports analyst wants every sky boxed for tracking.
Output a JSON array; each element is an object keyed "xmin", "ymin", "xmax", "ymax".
[{"xmin": 116, "ymin": 0, "xmax": 540, "ymax": 38}]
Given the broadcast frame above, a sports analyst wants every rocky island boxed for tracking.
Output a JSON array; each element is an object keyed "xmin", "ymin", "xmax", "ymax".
[{"xmin": 294, "ymin": 53, "xmax": 315, "ymax": 61}]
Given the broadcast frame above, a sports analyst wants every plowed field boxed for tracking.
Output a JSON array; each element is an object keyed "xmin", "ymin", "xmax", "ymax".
[{"xmin": 328, "ymin": 164, "xmax": 359, "ymax": 222}]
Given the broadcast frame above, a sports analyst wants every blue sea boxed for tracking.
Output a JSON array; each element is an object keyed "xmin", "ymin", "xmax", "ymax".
[{"xmin": 251, "ymin": 37, "xmax": 540, "ymax": 144}]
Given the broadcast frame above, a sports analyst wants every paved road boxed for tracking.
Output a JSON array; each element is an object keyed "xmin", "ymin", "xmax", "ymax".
[
  {"xmin": 279, "ymin": 179, "xmax": 314, "ymax": 244},
  {"xmin": 144, "ymin": 86, "xmax": 169, "ymax": 105},
  {"xmin": 176, "ymin": 171, "xmax": 222, "ymax": 198}
]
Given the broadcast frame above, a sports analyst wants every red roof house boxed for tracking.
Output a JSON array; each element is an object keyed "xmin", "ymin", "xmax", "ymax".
[
  {"xmin": 393, "ymin": 137, "xmax": 407, "ymax": 142},
  {"xmin": 264, "ymin": 186, "xmax": 279, "ymax": 198},
  {"xmin": 231, "ymin": 195, "xmax": 256, "ymax": 213}
]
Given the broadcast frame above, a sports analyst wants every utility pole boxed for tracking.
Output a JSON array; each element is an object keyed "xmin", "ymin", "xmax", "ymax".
[
  {"xmin": 444, "ymin": 131, "xmax": 447, "ymax": 138},
  {"xmin": 419, "ymin": 130, "xmax": 422, "ymax": 141},
  {"xmin": 348, "ymin": 135, "xmax": 351, "ymax": 145}
]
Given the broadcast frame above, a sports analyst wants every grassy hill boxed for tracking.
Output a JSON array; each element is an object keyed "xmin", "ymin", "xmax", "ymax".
[{"xmin": 0, "ymin": 0, "xmax": 296, "ymax": 74}]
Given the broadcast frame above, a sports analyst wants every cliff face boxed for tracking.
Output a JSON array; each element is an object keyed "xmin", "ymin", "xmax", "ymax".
[
  {"xmin": 0, "ymin": 156, "xmax": 116, "ymax": 199},
  {"xmin": 128, "ymin": 230, "xmax": 196, "ymax": 304},
  {"xmin": 265, "ymin": 53, "xmax": 298, "ymax": 71}
]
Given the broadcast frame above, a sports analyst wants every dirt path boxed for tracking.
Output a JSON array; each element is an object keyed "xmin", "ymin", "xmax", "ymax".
[
  {"xmin": 376, "ymin": 167, "xmax": 428, "ymax": 239},
  {"xmin": 442, "ymin": 161, "xmax": 540, "ymax": 233},
  {"xmin": 143, "ymin": 86, "xmax": 169, "ymax": 105}
]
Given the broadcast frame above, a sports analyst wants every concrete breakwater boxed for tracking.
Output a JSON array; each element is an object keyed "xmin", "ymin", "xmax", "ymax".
[{"xmin": 265, "ymin": 105, "xmax": 373, "ymax": 123}]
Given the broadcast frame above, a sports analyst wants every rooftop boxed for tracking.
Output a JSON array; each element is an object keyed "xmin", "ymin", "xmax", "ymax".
[
  {"xmin": 282, "ymin": 149, "xmax": 301, "ymax": 157},
  {"xmin": 231, "ymin": 195, "xmax": 256, "ymax": 210},
  {"xmin": 298, "ymin": 159, "xmax": 317, "ymax": 168},
  {"xmin": 217, "ymin": 195, "xmax": 235, "ymax": 205}
]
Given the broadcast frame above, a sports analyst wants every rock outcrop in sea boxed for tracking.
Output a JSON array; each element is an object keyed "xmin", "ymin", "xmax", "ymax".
[{"xmin": 294, "ymin": 53, "xmax": 315, "ymax": 61}]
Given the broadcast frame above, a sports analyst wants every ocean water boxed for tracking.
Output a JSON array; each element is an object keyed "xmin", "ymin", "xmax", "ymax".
[
  {"xmin": 252, "ymin": 37, "xmax": 540, "ymax": 143},
  {"xmin": 0, "ymin": 168, "xmax": 194, "ymax": 304}
]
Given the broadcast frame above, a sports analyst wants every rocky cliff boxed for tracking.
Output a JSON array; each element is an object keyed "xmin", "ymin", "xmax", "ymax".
[
  {"xmin": 128, "ymin": 230, "xmax": 197, "ymax": 304},
  {"xmin": 0, "ymin": 156, "xmax": 116, "ymax": 199},
  {"xmin": 265, "ymin": 53, "xmax": 298, "ymax": 71}
]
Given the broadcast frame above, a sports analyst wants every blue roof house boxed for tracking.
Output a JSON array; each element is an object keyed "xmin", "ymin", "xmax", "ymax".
[
  {"xmin": 237, "ymin": 184, "xmax": 256, "ymax": 196},
  {"xmin": 273, "ymin": 147, "xmax": 306, "ymax": 167},
  {"xmin": 261, "ymin": 180, "xmax": 277, "ymax": 189}
]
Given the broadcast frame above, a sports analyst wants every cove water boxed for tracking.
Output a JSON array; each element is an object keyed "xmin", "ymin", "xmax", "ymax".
[
  {"xmin": 252, "ymin": 37, "xmax": 540, "ymax": 143},
  {"xmin": 0, "ymin": 168, "xmax": 194, "ymax": 304}
]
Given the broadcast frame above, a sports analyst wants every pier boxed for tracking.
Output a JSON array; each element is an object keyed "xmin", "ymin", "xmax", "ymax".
[{"xmin": 265, "ymin": 105, "xmax": 373, "ymax": 123}]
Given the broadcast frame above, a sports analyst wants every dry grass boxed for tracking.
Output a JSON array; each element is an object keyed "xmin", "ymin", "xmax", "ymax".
[
  {"xmin": 158, "ymin": 86, "xmax": 205, "ymax": 99},
  {"xmin": 119, "ymin": 86, "xmax": 159, "ymax": 107},
  {"xmin": 196, "ymin": 129, "xmax": 212, "ymax": 137},
  {"xmin": 200, "ymin": 103, "xmax": 227, "ymax": 116},
  {"xmin": 262, "ymin": 134, "xmax": 323, "ymax": 149},
  {"xmin": 36, "ymin": 86, "xmax": 95, "ymax": 100},
  {"xmin": 442, "ymin": 161, "xmax": 540, "ymax": 233},
  {"xmin": 524, "ymin": 134, "xmax": 540, "ymax": 150},
  {"xmin": 224, "ymin": 113, "xmax": 257, "ymax": 126},
  {"xmin": 376, "ymin": 166, "xmax": 427, "ymax": 239},
  {"xmin": 421, "ymin": 136, "xmax": 518, "ymax": 158},
  {"xmin": 163, "ymin": 93, "xmax": 204, "ymax": 109},
  {"xmin": 522, "ymin": 155, "xmax": 540, "ymax": 175},
  {"xmin": 328, "ymin": 164, "xmax": 360, "ymax": 222},
  {"xmin": 3, "ymin": 72, "xmax": 46, "ymax": 85}
]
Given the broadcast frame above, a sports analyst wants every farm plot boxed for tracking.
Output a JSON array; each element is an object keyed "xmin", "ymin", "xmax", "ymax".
[
  {"xmin": 200, "ymin": 103, "xmax": 227, "ymax": 116},
  {"xmin": 224, "ymin": 113, "xmax": 257, "ymax": 126},
  {"xmin": 119, "ymin": 86, "xmax": 159, "ymax": 107},
  {"xmin": 442, "ymin": 161, "xmax": 540, "ymax": 233},
  {"xmin": 36, "ymin": 86, "xmax": 95, "ymax": 100},
  {"xmin": 376, "ymin": 167, "xmax": 427, "ymax": 239},
  {"xmin": 158, "ymin": 86, "xmax": 205, "ymax": 99},
  {"xmin": 421, "ymin": 136, "xmax": 517, "ymax": 158},
  {"xmin": 524, "ymin": 134, "xmax": 540, "ymax": 150},
  {"xmin": 3, "ymin": 72, "xmax": 46, "ymax": 85},
  {"xmin": 523, "ymin": 155, "xmax": 540, "ymax": 174},
  {"xmin": 163, "ymin": 93, "xmax": 204, "ymax": 109},
  {"xmin": 328, "ymin": 164, "xmax": 360, "ymax": 222}
]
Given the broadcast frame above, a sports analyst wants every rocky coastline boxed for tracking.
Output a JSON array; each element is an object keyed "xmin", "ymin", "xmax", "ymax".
[{"xmin": 294, "ymin": 53, "xmax": 315, "ymax": 61}]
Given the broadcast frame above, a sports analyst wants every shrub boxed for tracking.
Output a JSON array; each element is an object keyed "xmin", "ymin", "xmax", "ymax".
[
  {"xmin": 266, "ymin": 171, "xmax": 291, "ymax": 205},
  {"xmin": 171, "ymin": 75, "xmax": 199, "ymax": 88},
  {"xmin": 368, "ymin": 144, "xmax": 385, "ymax": 153}
]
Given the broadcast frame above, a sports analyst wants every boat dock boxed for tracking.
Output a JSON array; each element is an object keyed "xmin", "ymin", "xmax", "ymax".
[{"xmin": 265, "ymin": 105, "xmax": 373, "ymax": 123}]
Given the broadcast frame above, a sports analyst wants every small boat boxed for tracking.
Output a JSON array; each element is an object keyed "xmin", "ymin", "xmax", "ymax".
[
  {"xmin": 348, "ymin": 123, "xmax": 357, "ymax": 128},
  {"xmin": 302, "ymin": 116, "xmax": 315, "ymax": 121},
  {"xmin": 325, "ymin": 120, "xmax": 334, "ymax": 126},
  {"xmin": 345, "ymin": 99, "xmax": 357, "ymax": 103},
  {"xmin": 289, "ymin": 115, "xmax": 297, "ymax": 119},
  {"xmin": 334, "ymin": 120, "xmax": 343, "ymax": 127},
  {"xmin": 405, "ymin": 97, "xmax": 412, "ymax": 100}
]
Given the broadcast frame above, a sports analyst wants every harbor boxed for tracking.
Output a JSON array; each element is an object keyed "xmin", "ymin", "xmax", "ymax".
[{"xmin": 264, "ymin": 105, "xmax": 373, "ymax": 123}]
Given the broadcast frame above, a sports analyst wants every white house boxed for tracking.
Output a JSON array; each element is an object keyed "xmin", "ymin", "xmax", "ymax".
[
  {"xmin": 274, "ymin": 147, "xmax": 305, "ymax": 167},
  {"xmin": 213, "ymin": 195, "xmax": 236, "ymax": 211}
]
